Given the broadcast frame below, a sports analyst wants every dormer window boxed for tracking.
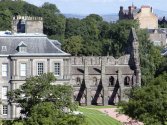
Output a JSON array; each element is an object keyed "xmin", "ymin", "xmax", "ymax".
[
  {"xmin": 1, "ymin": 46, "xmax": 7, "ymax": 51},
  {"xmin": 19, "ymin": 47, "xmax": 27, "ymax": 52},
  {"xmin": 17, "ymin": 41, "xmax": 27, "ymax": 53}
]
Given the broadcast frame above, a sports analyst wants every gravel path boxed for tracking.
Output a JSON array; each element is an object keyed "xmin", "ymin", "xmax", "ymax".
[{"xmin": 97, "ymin": 108, "xmax": 144, "ymax": 125}]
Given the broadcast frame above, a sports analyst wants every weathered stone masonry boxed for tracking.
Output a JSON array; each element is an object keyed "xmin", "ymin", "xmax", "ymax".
[{"xmin": 71, "ymin": 28, "xmax": 141, "ymax": 106}]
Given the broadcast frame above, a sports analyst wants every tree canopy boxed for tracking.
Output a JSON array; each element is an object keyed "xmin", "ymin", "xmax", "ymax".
[
  {"xmin": 8, "ymin": 73, "xmax": 86, "ymax": 125},
  {"xmin": 120, "ymin": 73, "xmax": 167, "ymax": 125}
]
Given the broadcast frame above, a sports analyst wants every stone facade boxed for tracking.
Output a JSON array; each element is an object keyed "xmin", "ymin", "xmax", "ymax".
[
  {"xmin": 119, "ymin": 5, "xmax": 158, "ymax": 29},
  {"xmin": 0, "ymin": 16, "xmax": 141, "ymax": 119},
  {"xmin": 71, "ymin": 28, "xmax": 141, "ymax": 106},
  {"xmin": 148, "ymin": 29, "xmax": 167, "ymax": 46}
]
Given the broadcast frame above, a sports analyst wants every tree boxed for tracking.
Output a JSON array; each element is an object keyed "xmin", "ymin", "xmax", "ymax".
[
  {"xmin": 41, "ymin": 2, "xmax": 65, "ymax": 41},
  {"xmin": 137, "ymin": 29, "xmax": 164, "ymax": 85},
  {"xmin": 120, "ymin": 73, "xmax": 167, "ymax": 125},
  {"xmin": 65, "ymin": 18, "xmax": 82, "ymax": 38},
  {"xmin": 110, "ymin": 19, "xmax": 139, "ymax": 57},
  {"xmin": 62, "ymin": 35, "xmax": 83, "ymax": 56},
  {"xmin": 8, "ymin": 73, "xmax": 86, "ymax": 125}
]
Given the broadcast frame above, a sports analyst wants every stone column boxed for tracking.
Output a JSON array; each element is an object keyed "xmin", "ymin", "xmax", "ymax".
[
  {"xmin": 118, "ymin": 69, "xmax": 123, "ymax": 101},
  {"xmin": 12, "ymin": 59, "xmax": 16, "ymax": 77},
  {"xmin": 47, "ymin": 59, "xmax": 50, "ymax": 73},
  {"xmin": 12, "ymin": 104, "xmax": 16, "ymax": 119},
  {"xmin": 101, "ymin": 57, "xmax": 108, "ymax": 105},
  {"xmin": 15, "ymin": 59, "xmax": 18, "ymax": 76},
  {"xmin": 63, "ymin": 59, "xmax": 67, "ymax": 79},
  {"xmin": 30, "ymin": 59, "xmax": 33, "ymax": 76},
  {"xmin": 84, "ymin": 58, "xmax": 91, "ymax": 105}
]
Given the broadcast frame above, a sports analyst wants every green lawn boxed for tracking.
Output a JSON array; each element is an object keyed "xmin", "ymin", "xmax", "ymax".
[{"xmin": 79, "ymin": 107, "xmax": 121, "ymax": 125}]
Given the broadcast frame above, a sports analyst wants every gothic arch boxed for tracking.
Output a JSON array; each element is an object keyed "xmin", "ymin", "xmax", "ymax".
[
  {"xmin": 93, "ymin": 77, "xmax": 98, "ymax": 86},
  {"xmin": 124, "ymin": 76, "xmax": 131, "ymax": 86},
  {"xmin": 109, "ymin": 76, "xmax": 115, "ymax": 86},
  {"xmin": 76, "ymin": 77, "xmax": 81, "ymax": 85}
]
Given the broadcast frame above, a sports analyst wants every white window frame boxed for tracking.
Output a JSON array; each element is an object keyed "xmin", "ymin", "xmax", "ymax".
[
  {"xmin": 37, "ymin": 63, "xmax": 44, "ymax": 75},
  {"xmin": 54, "ymin": 63, "xmax": 60, "ymax": 76},
  {"xmin": 1, "ymin": 46, "xmax": 7, "ymax": 51},
  {"xmin": 2, "ymin": 86, "xmax": 8, "ymax": 100},
  {"xmin": 20, "ymin": 63, "xmax": 27, "ymax": 76},
  {"xmin": 2, "ymin": 105, "xmax": 8, "ymax": 115},
  {"xmin": 19, "ymin": 47, "xmax": 27, "ymax": 52},
  {"xmin": 2, "ymin": 63, "xmax": 8, "ymax": 77}
]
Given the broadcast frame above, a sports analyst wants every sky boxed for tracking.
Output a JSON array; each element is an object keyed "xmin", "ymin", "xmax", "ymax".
[{"xmin": 25, "ymin": 0, "xmax": 167, "ymax": 15}]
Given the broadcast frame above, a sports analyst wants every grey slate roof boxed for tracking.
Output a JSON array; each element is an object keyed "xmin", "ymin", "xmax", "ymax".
[{"xmin": 0, "ymin": 33, "xmax": 70, "ymax": 56}]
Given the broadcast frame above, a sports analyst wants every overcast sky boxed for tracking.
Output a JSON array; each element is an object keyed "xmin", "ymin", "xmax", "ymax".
[{"xmin": 25, "ymin": 0, "xmax": 167, "ymax": 14}]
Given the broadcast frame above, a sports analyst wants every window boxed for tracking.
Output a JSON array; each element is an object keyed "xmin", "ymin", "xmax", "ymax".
[
  {"xmin": 37, "ymin": 63, "xmax": 44, "ymax": 75},
  {"xmin": 76, "ymin": 77, "xmax": 81, "ymax": 85},
  {"xmin": 19, "ymin": 47, "xmax": 27, "ymax": 52},
  {"xmin": 109, "ymin": 76, "xmax": 115, "ymax": 86},
  {"xmin": 20, "ymin": 63, "xmax": 26, "ymax": 76},
  {"xmin": 124, "ymin": 76, "xmax": 131, "ymax": 86},
  {"xmin": 2, "ymin": 64, "xmax": 8, "ymax": 77},
  {"xmin": 2, "ymin": 105, "xmax": 8, "ymax": 115},
  {"xmin": 54, "ymin": 63, "xmax": 60, "ymax": 76},
  {"xmin": 2, "ymin": 86, "xmax": 8, "ymax": 99},
  {"xmin": 1, "ymin": 46, "xmax": 7, "ymax": 51},
  {"xmin": 93, "ymin": 77, "xmax": 97, "ymax": 86}
]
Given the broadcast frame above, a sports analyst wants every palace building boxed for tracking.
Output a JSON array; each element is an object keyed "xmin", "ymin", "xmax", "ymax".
[{"xmin": 0, "ymin": 16, "xmax": 141, "ymax": 119}]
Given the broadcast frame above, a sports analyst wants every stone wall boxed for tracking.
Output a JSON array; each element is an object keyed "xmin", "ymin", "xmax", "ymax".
[{"xmin": 12, "ymin": 16, "xmax": 43, "ymax": 33}]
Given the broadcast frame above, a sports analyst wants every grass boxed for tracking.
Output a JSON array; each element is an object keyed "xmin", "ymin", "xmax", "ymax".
[{"xmin": 78, "ymin": 107, "xmax": 121, "ymax": 125}]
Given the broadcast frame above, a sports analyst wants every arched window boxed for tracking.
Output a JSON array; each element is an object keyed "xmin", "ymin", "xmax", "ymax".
[
  {"xmin": 93, "ymin": 77, "xmax": 98, "ymax": 86},
  {"xmin": 109, "ymin": 76, "xmax": 115, "ymax": 86},
  {"xmin": 124, "ymin": 76, "xmax": 130, "ymax": 86},
  {"xmin": 76, "ymin": 77, "xmax": 81, "ymax": 85}
]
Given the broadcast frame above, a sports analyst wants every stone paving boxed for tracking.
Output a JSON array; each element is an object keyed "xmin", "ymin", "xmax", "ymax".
[{"xmin": 97, "ymin": 108, "xmax": 144, "ymax": 125}]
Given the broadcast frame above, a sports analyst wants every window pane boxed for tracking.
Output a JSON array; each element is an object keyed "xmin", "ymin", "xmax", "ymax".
[
  {"xmin": 37, "ymin": 63, "xmax": 43, "ymax": 75},
  {"xmin": 2, "ymin": 64, "xmax": 7, "ymax": 76},
  {"xmin": 3, "ymin": 105, "xmax": 8, "ymax": 115},
  {"xmin": 20, "ymin": 63, "xmax": 26, "ymax": 76},
  {"xmin": 54, "ymin": 63, "xmax": 60, "ymax": 75},
  {"xmin": 2, "ymin": 86, "xmax": 8, "ymax": 99}
]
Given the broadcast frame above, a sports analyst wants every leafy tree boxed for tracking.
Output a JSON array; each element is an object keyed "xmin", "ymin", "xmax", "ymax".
[
  {"xmin": 42, "ymin": 2, "xmax": 60, "ymax": 14},
  {"xmin": 137, "ymin": 29, "xmax": 164, "ymax": 85},
  {"xmin": 65, "ymin": 18, "xmax": 82, "ymax": 38},
  {"xmin": 120, "ymin": 73, "xmax": 167, "ymax": 125},
  {"xmin": 8, "ymin": 73, "xmax": 86, "ymax": 125},
  {"xmin": 41, "ymin": 3, "xmax": 66, "ymax": 41},
  {"xmin": 110, "ymin": 19, "xmax": 139, "ymax": 57},
  {"xmin": 0, "ymin": 9, "xmax": 12, "ymax": 30},
  {"xmin": 62, "ymin": 35, "xmax": 83, "ymax": 56}
]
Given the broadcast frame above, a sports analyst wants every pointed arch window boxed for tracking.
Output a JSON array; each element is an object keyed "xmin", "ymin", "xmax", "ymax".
[
  {"xmin": 124, "ymin": 76, "xmax": 131, "ymax": 86},
  {"xmin": 109, "ymin": 76, "xmax": 115, "ymax": 86},
  {"xmin": 93, "ymin": 77, "xmax": 98, "ymax": 86},
  {"xmin": 76, "ymin": 77, "xmax": 81, "ymax": 85}
]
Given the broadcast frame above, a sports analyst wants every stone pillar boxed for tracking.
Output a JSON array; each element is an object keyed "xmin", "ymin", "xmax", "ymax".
[
  {"xmin": 15, "ymin": 59, "xmax": 18, "ymax": 76},
  {"xmin": 12, "ymin": 59, "xmax": 16, "ymax": 76},
  {"xmin": 101, "ymin": 57, "xmax": 108, "ymax": 105},
  {"xmin": 84, "ymin": 58, "xmax": 91, "ymax": 105},
  {"xmin": 30, "ymin": 59, "xmax": 33, "ymax": 76},
  {"xmin": 63, "ymin": 59, "xmax": 68, "ymax": 79},
  {"xmin": 136, "ymin": 69, "xmax": 141, "ymax": 86},
  {"xmin": 47, "ymin": 59, "xmax": 50, "ymax": 73},
  {"xmin": 118, "ymin": 69, "xmax": 123, "ymax": 101},
  {"xmin": 12, "ymin": 104, "xmax": 16, "ymax": 119}
]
